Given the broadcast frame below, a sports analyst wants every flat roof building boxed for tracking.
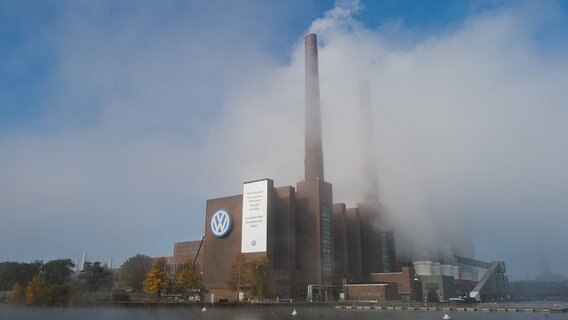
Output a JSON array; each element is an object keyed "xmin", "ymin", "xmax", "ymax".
[{"xmin": 159, "ymin": 240, "xmax": 203, "ymax": 275}]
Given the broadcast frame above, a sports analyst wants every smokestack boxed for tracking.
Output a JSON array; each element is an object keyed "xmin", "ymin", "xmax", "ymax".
[
  {"xmin": 360, "ymin": 79, "xmax": 380, "ymax": 205},
  {"xmin": 304, "ymin": 33, "xmax": 325, "ymax": 181},
  {"xmin": 80, "ymin": 252, "xmax": 87, "ymax": 271}
]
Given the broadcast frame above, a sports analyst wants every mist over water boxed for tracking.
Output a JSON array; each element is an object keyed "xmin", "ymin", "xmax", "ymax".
[{"xmin": 0, "ymin": 306, "xmax": 561, "ymax": 320}]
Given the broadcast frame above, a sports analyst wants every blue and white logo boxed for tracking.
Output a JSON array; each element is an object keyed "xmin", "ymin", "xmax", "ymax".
[{"xmin": 210, "ymin": 209, "xmax": 233, "ymax": 238}]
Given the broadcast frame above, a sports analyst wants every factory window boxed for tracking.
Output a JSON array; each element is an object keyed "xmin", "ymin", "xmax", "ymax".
[
  {"xmin": 321, "ymin": 206, "xmax": 332, "ymax": 280},
  {"xmin": 276, "ymin": 286, "xmax": 290, "ymax": 297},
  {"xmin": 274, "ymin": 274, "xmax": 289, "ymax": 281},
  {"xmin": 381, "ymin": 232, "xmax": 391, "ymax": 272}
]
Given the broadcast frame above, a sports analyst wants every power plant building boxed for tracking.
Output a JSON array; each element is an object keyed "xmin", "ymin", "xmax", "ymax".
[
  {"xmin": 158, "ymin": 32, "xmax": 511, "ymax": 303},
  {"xmin": 163, "ymin": 33, "xmax": 398, "ymax": 301}
]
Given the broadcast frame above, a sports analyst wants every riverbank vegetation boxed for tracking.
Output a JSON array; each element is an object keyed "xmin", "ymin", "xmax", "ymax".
[
  {"xmin": 0, "ymin": 259, "xmax": 112, "ymax": 306},
  {"xmin": 0, "ymin": 255, "xmax": 204, "ymax": 306},
  {"xmin": 0, "ymin": 254, "xmax": 273, "ymax": 306}
]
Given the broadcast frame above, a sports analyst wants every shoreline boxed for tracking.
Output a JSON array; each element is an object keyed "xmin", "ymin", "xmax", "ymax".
[
  {"xmin": 83, "ymin": 301, "xmax": 568, "ymax": 313},
  {"xmin": 336, "ymin": 304, "xmax": 568, "ymax": 314},
  {"xmin": 3, "ymin": 300, "xmax": 567, "ymax": 313},
  {"xmin": 89, "ymin": 301, "xmax": 331, "ymax": 309}
]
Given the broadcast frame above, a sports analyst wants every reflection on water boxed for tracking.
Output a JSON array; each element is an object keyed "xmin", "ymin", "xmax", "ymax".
[{"xmin": 0, "ymin": 306, "xmax": 563, "ymax": 320}]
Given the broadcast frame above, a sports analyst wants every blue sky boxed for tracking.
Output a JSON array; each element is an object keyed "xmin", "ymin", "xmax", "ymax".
[
  {"xmin": 3, "ymin": 0, "xmax": 568, "ymax": 130},
  {"xmin": 1, "ymin": 0, "xmax": 568, "ymax": 280}
]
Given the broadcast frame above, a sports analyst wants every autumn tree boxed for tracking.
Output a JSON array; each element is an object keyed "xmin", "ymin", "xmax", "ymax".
[
  {"xmin": 248, "ymin": 258, "xmax": 273, "ymax": 300},
  {"xmin": 3, "ymin": 259, "xmax": 74, "ymax": 306},
  {"xmin": 5, "ymin": 282, "xmax": 24, "ymax": 305},
  {"xmin": 117, "ymin": 254, "xmax": 153, "ymax": 292},
  {"xmin": 175, "ymin": 262, "xmax": 203, "ymax": 295},
  {"xmin": 226, "ymin": 255, "xmax": 273, "ymax": 300},
  {"xmin": 24, "ymin": 276, "xmax": 44, "ymax": 305},
  {"xmin": 0, "ymin": 261, "xmax": 42, "ymax": 291},
  {"xmin": 226, "ymin": 254, "xmax": 250, "ymax": 299},
  {"xmin": 144, "ymin": 258, "xmax": 169, "ymax": 299}
]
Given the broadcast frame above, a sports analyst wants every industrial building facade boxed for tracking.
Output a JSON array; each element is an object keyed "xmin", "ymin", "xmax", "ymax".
[{"xmin": 199, "ymin": 178, "xmax": 392, "ymax": 301}]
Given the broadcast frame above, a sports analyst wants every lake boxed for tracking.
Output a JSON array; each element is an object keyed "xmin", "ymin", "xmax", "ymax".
[{"xmin": 0, "ymin": 305, "xmax": 565, "ymax": 320}]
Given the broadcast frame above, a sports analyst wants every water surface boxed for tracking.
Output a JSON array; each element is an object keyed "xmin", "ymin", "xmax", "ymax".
[{"xmin": 0, "ymin": 305, "xmax": 564, "ymax": 320}]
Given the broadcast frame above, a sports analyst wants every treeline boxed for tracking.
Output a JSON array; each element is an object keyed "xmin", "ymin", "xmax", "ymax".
[
  {"xmin": 0, "ymin": 254, "xmax": 204, "ymax": 306},
  {"xmin": 1, "ymin": 254, "xmax": 274, "ymax": 306},
  {"xmin": 0, "ymin": 259, "xmax": 112, "ymax": 306}
]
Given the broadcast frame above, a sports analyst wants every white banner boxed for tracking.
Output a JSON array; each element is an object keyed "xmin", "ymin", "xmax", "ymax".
[{"xmin": 241, "ymin": 180, "xmax": 268, "ymax": 253}]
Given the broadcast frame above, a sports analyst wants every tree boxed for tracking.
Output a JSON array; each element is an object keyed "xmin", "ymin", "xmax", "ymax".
[
  {"xmin": 78, "ymin": 261, "xmax": 113, "ymax": 291},
  {"xmin": 0, "ymin": 261, "xmax": 42, "ymax": 291},
  {"xmin": 226, "ymin": 255, "xmax": 273, "ymax": 301},
  {"xmin": 3, "ymin": 260, "xmax": 74, "ymax": 306},
  {"xmin": 144, "ymin": 258, "xmax": 169, "ymax": 299},
  {"xmin": 226, "ymin": 254, "xmax": 249, "ymax": 299},
  {"xmin": 175, "ymin": 262, "xmax": 203, "ymax": 295},
  {"xmin": 42, "ymin": 285, "xmax": 69, "ymax": 306},
  {"xmin": 248, "ymin": 258, "xmax": 273, "ymax": 300},
  {"xmin": 117, "ymin": 254, "xmax": 153, "ymax": 292},
  {"xmin": 41, "ymin": 259, "xmax": 75, "ymax": 285},
  {"xmin": 24, "ymin": 276, "xmax": 44, "ymax": 305},
  {"xmin": 6, "ymin": 282, "xmax": 24, "ymax": 305}
]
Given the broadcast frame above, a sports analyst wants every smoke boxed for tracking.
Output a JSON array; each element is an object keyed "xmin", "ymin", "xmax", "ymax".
[
  {"xmin": 212, "ymin": 0, "xmax": 568, "ymax": 272},
  {"xmin": 1, "ymin": 0, "xmax": 567, "ymax": 278},
  {"xmin": 304, "ymin": 0, "xmax": 567, "ymax": 267}
]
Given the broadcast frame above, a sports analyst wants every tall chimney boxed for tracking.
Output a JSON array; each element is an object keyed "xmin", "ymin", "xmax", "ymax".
[
  {"xmin": 80, "ymin": 251, "xmax": 87, "ymax": 271},
  {"xmin": 360, "ymin": 79, "xmax": 379, "ymax": 204},
  {"xmin": 305, "ymin": 33, "xmax": 324, "ymax": 181}
]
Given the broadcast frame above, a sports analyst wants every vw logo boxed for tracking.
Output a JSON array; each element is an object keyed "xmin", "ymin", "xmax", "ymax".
[{"xmin": 210, "ymin": 209, "xmax": 233, "ymax": 238}]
